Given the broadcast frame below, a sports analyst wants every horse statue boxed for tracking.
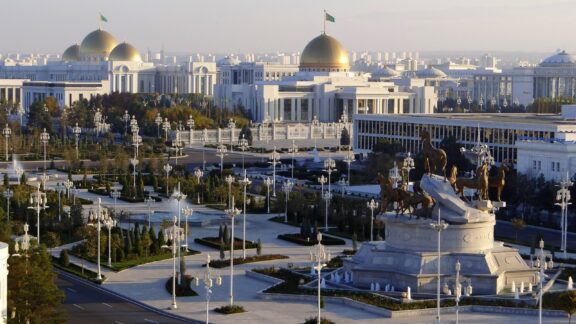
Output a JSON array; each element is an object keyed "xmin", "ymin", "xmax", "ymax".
[
  {"xmin": 488, "ymin": 162, "xmax": 509, "ymax": 201},
  {"xmin": 448, "ymin": 165, "xmax": 458, "ymax": 191},
  {"xmin": 455, "ymin": 163, "xmax": 489, "ymax": 200},
  {"xmin": 376, "ymin": 173, "xmax": 410, "ymax": 214},
  {"xmin": 420, "ymin": 129, "xmax": 447, "ymax": 178},
  {"xmin": 398, "ymin": 183, "xmax": 436, "ymax": 219}
]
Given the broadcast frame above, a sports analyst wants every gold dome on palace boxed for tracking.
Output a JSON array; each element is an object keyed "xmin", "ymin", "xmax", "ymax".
[
  {"xmin": 299, "ymin": 33, "xmax": 349, "ymax": 71},
  {"xmin": 80, "ymin": 29, "xmax": 118, "ymax": 56},
  {"xmin": 109, "ymin": 42, "xmax": 142, "ymax": 62},
  {"xmin": 62, "ymin": 44, "xmax": 80, "ymax": 61}
]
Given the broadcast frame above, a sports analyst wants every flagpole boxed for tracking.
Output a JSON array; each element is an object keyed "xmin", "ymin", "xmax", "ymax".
[
  {"xmin": 323, "ymin": 10, "xmax": 326, "ymax": 34},
  {"xmin": 98, "ymin": 12, "xmax": 101, "ymax": 30}
]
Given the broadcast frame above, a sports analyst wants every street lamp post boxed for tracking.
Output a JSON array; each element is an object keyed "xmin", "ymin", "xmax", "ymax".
[
  {"xmin": 430, "ymin": 209, "xmax": 449, "ymax": 324},
  {"xmin": 239, "ymin": 134, "xmax": 249, "ymax": 171},
  {"xmin": 322, "ymin": 191, "xmax": 332, "ymax": 232},
  {"xmin": 311, "ymin": 232, "xmax": 328, "ymax": 324},
  {"xmin": 186, "ymin": 115, "xmax": 195, "ymax": 147},
  {"xmin": 264, "ymin": 177, "xmax": 273, "ymax": 214},
  {"xmin": 163, "ymin": 163, "xmax": 173, "ymax": 196},
  {"xmin": 269, "ymin": 147, "xmax": 280, "ymax": 197},
  {"xmin": 162, "ymin": 118, "xmax": 171, "ymax": 142},
  {"xmin": 201, "ymin": 131, "xmax": 207, "ymax": 171},
  {"xmin": 225, "ymin": 199, "xmax": 241, "ymax": 305},
  {"xmin": 216, "ymin": 143, "xmax": 227, "ymax": 179},
  {"xmin": 238, "ymin": 170, "xmax": 252, "ymax": 259},
  {"xmin": 181, "ymin": 206, "xmax": 193, "ymax": 251},
  {"xmin": 195, "ymin": 254, "xmax": 222, "ymax": 324},
  {"xmin": 451, "ymin": 260, "xmax": 472, "ymax": 324},
  {"xmin": 88, "ymin": 198, "xmax": 110, "ymax": 281},
  {"xmin": 555, "ymin": 174, "xmax": 573, "ymax": 259},
  {"xmin": 194, "ymin": 169, "xmax": 204, "ymax": 204},
  {"xmin": 28, "ymin": 183, "xmax": 47, "ymax": 245},
  {"xmin": 389, "ymin": 161, "xmax": 401, "ymax": 189},
  {"xmin": 40, "ymin": 128, "xmax": 50, "ymax": 172},
  {"xmin": 367, "ymin": 199, "xmax": 379, "ymax": 241},
  {"xmin": 104, "ymin": 217, "xmax": 116, "ymax": 267},
  {"xmin": 225, "ymin": 175, "xmax": 235, "ymax": 208},
  {"xmin": 3, "ymin": 123, "xmax": 11, "ymax": 161},
  {"xmin": 123, "ymin": 110, "xmax": 130, "ymax": 136},
  {"xmin": 172, "ymin": 183, "xmax": 187, "ymax": 257},
  {"xmin": 40, "ymin": 173, "xmax": 49, "ymax": 191},
  {"xmin": 155, "ymin": 113, "xmax": 163, "ymax": 139},
  {"xmin": 4, "ymin": 189, "xmax": 13, "ymax": 222},
  {"xmin": 15, "ymin": 166, "xmax": 23, "ymax": 185},
  {"xmin": 55, "ymin": 182, "xmax": 63, "ymax": 222},
  {"xmin": 402, "ymin": 152, "xmax": 415, "ymax": 187},
  {"xmin": 343, "ymin": 150, "xmax": 355, "ymax": 191},
  {"xmin": 73, "ymin": 123, "xmax": 81, "ymax": 159},
  {"xmin": 111, "ymin": 188, "xmax": 120, "ymax": 218},
  {"xmin": 130, "ymin": 158, "xmax": 139, "ymax": 194},
  {"xmin": 282, "ymin": 180, "xmax": 294, "ymax": 223},
  {"xmin": 536, "ymin": 238, "xmax": 553, "ymax": 324},
  {"xmin": 323, "ymin": 154, "xmax": 336, "ymax": 195},
  {"xmin": 162, "ymin": 216, "xmax": 182, "ymax": 310},
  {"xmin": 227, "ymin": 118, "xmax": 235, "ymax": 152},
  {"xmin": 288, "ymin": 140, "xmax": 298, "ymax": 180},
  {"xmin": 145, "ymin": 196, "xmax": 155, "ymax": 228},
  {"xmin": 63, "ymin": 178, "xmax": 73, "ymax": 199}
]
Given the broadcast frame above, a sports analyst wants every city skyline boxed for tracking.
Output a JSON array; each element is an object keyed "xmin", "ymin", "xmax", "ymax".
[{"xmin": 2, "ymin": 0, "xmax": 576, "ymax": 54}]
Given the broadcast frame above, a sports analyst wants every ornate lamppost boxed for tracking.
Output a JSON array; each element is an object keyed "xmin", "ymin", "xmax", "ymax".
[
  {"xmin": 402, "ymin": 152, "xmax": 415, "ymax": 187},
  {"xmin": 2, "ymin": 123, "xmax": 11, "ymax": 161},
  {"xmin": 172, "ymin": 184, "xmax": 187, "ymax": 279},
  {"xmin": 323, "ymin": 154, "xmax": 336, "ymax": 194},
  {"xmin": 186, "ymin": 115, "xmax": 195, "ymax": 147},
  {"xmin": 227, "ymin": 118, "xmax": 235, "ymax": 152},
  {"xmin": 15, "ymin": 166, "xmax": 23, "ymax": 185},
  {"xmin": 88, "ymin": 198, "xmax": 110, "ymax": 281},
  {"xmin": 430, "ymin": 209, "xmax": 449, "ymax": 323},
  {"xmin": 73, "ymin": 122, "xmax": 81, "ymax": 159},
  {"xmin": 239, "ymin": 134, "xmax": 249, "ymax": 171},
  {"xmin": 322, "ymin": 191, "xmax": 332, "ymax": 232},
  {"xmin": 389, "ymin": 161, "xmax": 401, "ymax": 189},
  {"xmin": 367, "ymin": 199, "xmax": 379, "ymax": 241},
  {"xmin": 288, "ymin": 140, "xmax": 298, "ymax": 180},
  {"xmin": 145, "ymin": 196, "xmax": 155, "ymax": 228},
  {"xmin": 194, "ymin": 169, "xmax": 204, "ymax": 204},
  {"xmin": 450, "ymin": 260, "xmax": 473, "ymax": 324},
  {"xmin": 162, "ymin": 117, "xmax": 171, "ymax": 142},
  {"xmin": 122, "ymin": 110, "xmax": 130, "ymax": 136},
  {"xmin": 201, "ymin": 130, "xmax": 207, "ymax": 171},
  {"xmin": 556, "ymin": 174, "xmax": 573, "ymax": 259},
  {"xmin": 269, "ymin": 147, "xmax": 280, "ymax": 197},
  {"xmin": 111, "ymin": 188, "xmax": 120, "ymax": 218},
  {"xmin": 225, "ymin": 199, "xmax": 241, "ymax": 305},
  {"xmin": 154, "ymin": 113, "xmax": 163, "ymax": 138},
  {"xmin": 310, "ymin": 232, "xmax": 328, "ymax": 324},
  {"xmin": 216, "ymin": 143, "xmax": 227, "ymax": 179},
  {"xmin": 163, "ymin": 163, "xmax": 172, "ymax": 196},
  {"xmin": 181, "ymin": 206, "xmax": 193, "ymax": 251},
  {"xmin": 238, "ymin": 170, "xmax": 252, "ymax": 258},
  {"xmin": 264, "ymin": 177, "xmax": 273, "ymax": 214},
  {"xmin": 27, "ymin": 183, "xmax": 47, "ymax": 245},
  {"xmin": 63, "ymin": 178, "xmax": 73, "ymax": 199},
  {"xmin": 536, "ymin": 238, "xmax": 554, "ymax": 324},
  {"xmin": 130, "ymin": 158, "xmax": 139, "ymax": 194},
  {"xmin": 225, "ymin": 174, "xmax": 235, "ymax": 208},
  {"xmin": 103, "ymin": 217, "xmax": 116, "ymax": 267},
  {"xmin": 40, "ymin": 128, "xmax": 50, "ymax": 172},
  {"xmin": 4, "ymin": 189, "xmax": 12, "ymax": 222},
  {"xmin": 162, "ymin": 216, "xmax": 183, "ymax": 310},
  {"xmin": 195, "ymin": 254, "xmax": 222, "ymax": 324},
  {"xmin": 343, "ymin": 149, "xmax": 355, "ymax": 191},
  {"xmin": 282, "ymin": 180, "xmax": 294, "ymax": 223}
]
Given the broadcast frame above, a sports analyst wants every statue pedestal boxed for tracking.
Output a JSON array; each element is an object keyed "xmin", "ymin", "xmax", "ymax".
[{"xmin": 344, "ymin": 214, "xmax": 536, "ymax": 294}]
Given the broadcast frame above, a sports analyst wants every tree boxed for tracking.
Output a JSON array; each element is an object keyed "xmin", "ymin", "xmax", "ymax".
[
  {"xmin": 60, "ymin": 249, "xmax": 70, "ymax": 267},
  {"xmin": 511, "ymin": 218, "xmax": 526, "ymax": 242},
  {"xmin": 223, "ymin": 224, "xmax": 230, "ymax": 245},
  {"xmin": 149, "ymin": 227, "xmax": 158, "ymax": 255},
  {"xmin": 179, "ymin": 257, "xmax": 187, "ymax": 285},
  {"xmin": 219, "ymin": 238, "xmax": 225, "ymax": 260},
  {"xmin": 157, "ymin": 228, "xmax": 166, "ymax": 252},
  {"xmin": 340, "ymin": 127, "xmax": 351, "ymax": 147},
  {"xmin": 544, "ymin": 291, "xmax": 576, "ymax": 323},
  {"xmin": 140, "ymin": 227, "xmax": 152, "ymax": 258},
  {"xmin": 256, "ymin": 238, "xmax": 262, "ymax": 256}
]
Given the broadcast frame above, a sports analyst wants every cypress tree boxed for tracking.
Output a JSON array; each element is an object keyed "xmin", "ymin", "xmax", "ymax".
[
  {"xmin": 149, "ymin": 227, "xmax": 158, "ymax": 255},
  {"xmin": 157, "ymin": 228, "xmax": 166, "ymax": 252}
]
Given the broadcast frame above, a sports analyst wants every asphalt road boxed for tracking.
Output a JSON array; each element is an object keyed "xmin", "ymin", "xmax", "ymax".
[
  {"xmin": 495, "ymin": 220, "xmax": 576, "ymax": 251},
  {"xmin": 56, "ymin": 271, "xmax": 197, "ymax": 324}
]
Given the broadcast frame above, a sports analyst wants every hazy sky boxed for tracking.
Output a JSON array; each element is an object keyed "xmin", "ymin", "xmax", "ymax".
[{"xmin": 2, "ymin": 0, "xmax": 575, "ymax": 54}]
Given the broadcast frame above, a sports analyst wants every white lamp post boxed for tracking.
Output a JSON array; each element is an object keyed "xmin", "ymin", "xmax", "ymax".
[
  {"xmin": 73, "ymin": 123, "xmax": 81, "ymax": 159},
  {"xmin": 2, "ymin": 123, "xmax": 11, "ymax": 162},
  {"xmin": 55, "ymin": 182, "xmax": 64, "ymax": 222},
  {"xmin": 130, "ymin": 158, "xmax": 139, "ymax": 194},
  {"xmin": 322, "ymin": 191, "xmax": 332, "ymax": 232},
  {"xmin": 239, "ymin": 134, "xmax": 249, "ymax": 171},
  {"xmin": 402, "ymin": 152, "xmax": 415, "ymax": 186},
  {"xmin": 311, "ymin": 232, "xmax": 328, "ymax": 324},
  {"xmin": 103, "ymin": 217, "xmax": 116, "ymax": 267},
  {"xmin": 155, "ymin": 113, "xmax": 163, "ymax": 138},
  {"xmin": 216, "ymin": 143, "xmax": 227, "ymax": 179},
  {"xmin": 227, "ymin": 118, "xmax": 235, "ymax": 152},
  {"xmin": 27, "ymin": 183, "xmax": 47, "ymax": 245},
  {"xmin": 194, "ymin": 169, "xmax": 204, "ymax": 204},
  {"xmin": 40, "ymin": 173, "xmax": 49, "ymax": 191},
  {"xmin": 389, "ymin": 161, "xmax": 401, "ymax": 189},
  {"xmin": 162, "ymin": 216, "xmax": 183, "ymax": 310},
  {"xmin": 264, "ymin": 177, "xmax": 273, "ymax": 214},
  {"xmin": 163, "ymin": 163, "xmax": 172, "ymax": 196},
  {"xmin": 323, "ymin": 154, "xmax": 336, "ymax": 195},
  {"xmin": 269, "ymin": 147, "xmax": 280, "ymax": 197},
  {"xmin": 195, "ymin": 254, "xmax": 222, "ymax": 324},
  {"xmin": 186, "ymin": 115, "xmax": 195, "ymax": 147},
  {"xmin": 343, "ymin": 150, "xmax": 355, "ymax": 191},
  {"xmin": 238, "ymin": 170, "xmax": 252, "ymax": 258},
  {"xmin": 536, "ymin": 238, "xmax": 554, "ymax": 324},
  {"xmin": 452, "ymin": 260, "xmax": 472, "ymax": 324},
  {"xmin": 40, "ymin": 128, "xmax": 50, "ymax": 172},
  {"xmin": 225, "ymin": 199, "xmax": 241, "ymax": 305},
  {"xmin": 282, "ymin": 180, "xmax": 294, "ymax": 223},
  {"xmin": 430, "ymin": 209, "xmax": 449, "ymax": 323},
  {"xmin": 367, "ymin": 199, "xmax": 379, "ymax": 241},
  {"xmin": 162, "ymin": 118, "xmax": 171, "ymax": 142},
  {"xmin": 88, "ymin": 198, "xmax": 110, "ymax": 281},
  {"xmin": 15, "ymin": 166, "xmax": 23, "ymax": 185},
  {"xmin": 172, "ymin": 183, "xmax": 187, "ymax": 280},
  {"xmin": 555, "ymin": 174, "xmax": 573, "ymax": 259},
  {"xmin": 111, "ymin": 188, "xmax": 120, "ymax": 218},
  {"xmin": 4, "ymin": 189, "xmax": 12, "ymax": 222},
  {"xmin": 144, "ymin": 196, "xmax": 155, "ymax": 228},
  {"xmin": 181, "ymin": 206, "xmax": 193, "ymax": 251},
  {"xmin": 288, "ymin": 140, "xmax": 298, "ymax": 180},
  {"xmin": 122, "ymin": 110, "xmax": 130, "ymax": 136},
  {"xmin": 225, "ymin": 175, "xmax": 235, "ymax": 208}
]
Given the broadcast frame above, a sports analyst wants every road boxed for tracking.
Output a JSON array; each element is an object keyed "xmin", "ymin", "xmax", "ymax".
[
  {"xmin": 56, "ymin": 271, "xmax": 198, "ymax": 324},
  {"xmin": 495, "ymin": 220, "xmax": 576, "ymax": 251}
]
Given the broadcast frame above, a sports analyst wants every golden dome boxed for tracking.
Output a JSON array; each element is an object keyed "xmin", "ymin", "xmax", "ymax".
[
  {"xmin": 62, "ymin": 44, "xmax": 80, "ymax": 61},
  {"xmin": 109, "ymin": 42, "xmax": 142, "ymax": 62},
  {"xmin": 80, "ymin": 29, "xmax": 118, "ymax": 56},
  {"xmin": 299, "ymin": 34, "xmax": 349, "ymax": 71}
]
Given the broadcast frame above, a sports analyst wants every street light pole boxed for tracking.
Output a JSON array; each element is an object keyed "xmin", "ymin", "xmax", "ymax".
[
  {"xmin": 40, "ymin": 128, "xmax": 50, "ymax": 172},
  {"xmin": 555, "ymin": 173, "xmax": 573, "ymax": 259},
  {"xmin": 322, "ymin": 191, "xmax": 332, "ymax": 232},
  {"xmin": 264, "ymin": 177, "xmax": 273, "ymax": 214},
  {"xmin": 282, "ymin": 180, "xmax": 294, "ymax": 223},
  {"xmin": 311, "ymin": 232, "xmax": 328, "ymax": 324},
  {"xmin": 194, "ymin": 169, "xmax": 204, "ymax": 204},
  {"xmin": 288, "ymin": 140, "xmax": 298, "ymax": 180},
  {"xmin": 269, "ymin": 146, "xmax": 280, "ymax": 197},
  {"xmin": 195, "ymin": 254, "xmax": 222, "ymax": 324},
  {"xmin": 343, "ymin": 149, "xmax": 355, "ymax": 192},
  {"xmin": 163, "ymin": 163, "xmax": 173, "ymax": 196},
  {"xmin": 367, "ymin": 199, "xmax": 379, "ymax": 241},
  {"xmin": 155, "ymin": 113, "xmax": 162, "ymax": 139},
  {"xmin": 225, "ymin": 199, "xmax": 241, "ymax": 306},
  {"xmin": 88, "ymin": 198, "xmax": 110, "ymax": 281},
  {"xmin": 4, "ymin": 189, "xmax": 12, "ymax": 222},
  {"xmin": 228, "ymin": 119, "xmax": 235, "ymax": 152},
  {"xmin": 239, "ymin": 134, "xmax": 249, "ymax": 171},
  {"xmin": 3, "ymin": 124, "xmax": 11, "ymax": 162},
  {"xmin": 238, "ymin": 170, "xmax": 252, "ymax": 259},
  {"xmin": 104, "ymin": 217, "xmax": 116, "ymax": 267},
  {"xmin": 187, "ymin": 115, "xmax": 195, "ymax": 147},
  {"xmin": 27, "ymin": 183, "xmax": 47, "ymax": 245},
  {"xmin": 430, "ymin": 209, "xmax": 448, "ymax": 324},
  {"xmin": 225, "ymin": 175, "xmax": 235, "ymax": 209},
  {"xmin": 216, "ymin": 143, "xmax": 227, "ymax": 179},
  {"xmin": 144, "ymin": 196, "xmax": 155, "ymax": 228},
  {"xmin": 162, "ymin": 216, "xmax": 181, "ymax": 310},
  {"xmin": 181, "ymin": 206, "xmax": 193, "ymax": 252},
  {"xmin": 73, "ymin": 123, "xmax": 81, "ymax": 159}
]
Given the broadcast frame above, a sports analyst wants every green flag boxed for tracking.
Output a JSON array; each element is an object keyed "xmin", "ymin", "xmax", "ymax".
[
  {"xmin": 100, "ymin": 13, "xmax": 108, "ymax": 23},
  {"xmin": 325, "ymin": 12, "xmax": 335, "ymax": 23}
]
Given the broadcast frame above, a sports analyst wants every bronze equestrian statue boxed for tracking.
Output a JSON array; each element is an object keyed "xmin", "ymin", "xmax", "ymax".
[{"xmin": 420, "ymin": 129, "xmax": 447, "ymax": 178}]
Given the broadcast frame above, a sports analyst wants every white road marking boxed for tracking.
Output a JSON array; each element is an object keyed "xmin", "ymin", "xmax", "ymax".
[
  {"xmin": 66, "ymin": 288, "xmax": 77, "ymax": 293},
  {"xmin": 143, "ymin": 319, "xmax": 159, "ymax": 324},
  {"xmin": 102, "ymin": 302, "xmax": 113, "ymax": 308},
  {"xmin": 73, "ymin": 304, "xmax": 84, "ymax": 310}
]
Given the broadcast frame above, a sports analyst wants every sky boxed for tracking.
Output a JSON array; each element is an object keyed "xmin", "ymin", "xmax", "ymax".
[{"xmin": 2, "ymin": 0, "xmax": 575, "ymax": 55}]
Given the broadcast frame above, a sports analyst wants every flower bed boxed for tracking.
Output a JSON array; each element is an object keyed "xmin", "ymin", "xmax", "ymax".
[
  {"xmin": 277, "ymin": 233, "xmax": 346, "ymax": 246},
  {"xmin": 165, "ymin": 275, "xmax": 198, "ymax": 297},
  {"xmin": 207, "ymin": 254, "xmax": 289, "ymax": 269},
  {"xmin": 214, "ymin": 305, "xmax": 246, "ymax": 315},
  {"xmin": 194, "ymin": 237, "xmax": 258, "ymax": 251}
]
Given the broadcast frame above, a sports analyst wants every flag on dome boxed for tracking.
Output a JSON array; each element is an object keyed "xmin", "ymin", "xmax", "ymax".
[
  {"xmin": 325, "ymin": 12, "xmax": 335, "ymax": 23},
  {"xmin": 100, "ymin": 13, "xmax": 108, "ymax": 23}
]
